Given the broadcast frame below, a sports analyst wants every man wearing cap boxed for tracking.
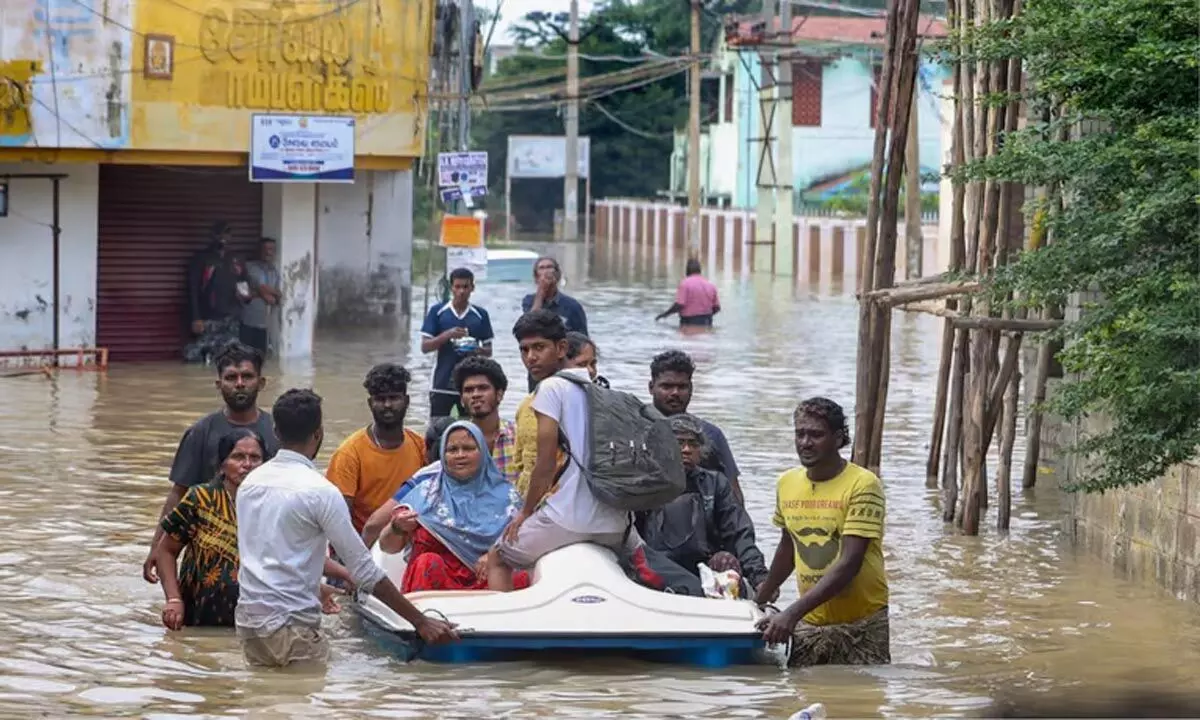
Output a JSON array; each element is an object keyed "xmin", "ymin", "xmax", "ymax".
[{"xmin": 184, "ymin": 220, "xmax": 243, "ymax": 364}]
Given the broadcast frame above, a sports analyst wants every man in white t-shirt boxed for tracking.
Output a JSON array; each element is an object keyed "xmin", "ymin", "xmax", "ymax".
[{"xmin": 487, "ymin": 310, "xmax": 633, "ymax": 591}]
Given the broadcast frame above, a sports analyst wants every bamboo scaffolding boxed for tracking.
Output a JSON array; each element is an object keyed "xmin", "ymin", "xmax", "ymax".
[{"xmin": 853, "ymin": 0, "xmax": 923, "ymax": 474}]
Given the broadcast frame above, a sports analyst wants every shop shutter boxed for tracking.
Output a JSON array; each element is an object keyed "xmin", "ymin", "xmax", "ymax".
[{"xmin": 96, "ymin": 165, "xmax": 263, "ymax": 362}]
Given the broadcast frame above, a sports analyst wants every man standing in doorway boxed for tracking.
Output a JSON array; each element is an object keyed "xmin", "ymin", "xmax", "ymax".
[
  {"xmin": 420, "ymin": 268, "xmax": 494, "ymax": 418},
  {"xmin": 521, "ymin": 257, "xmax": 587, "ymax": 391},
  {"xmin": 236, "ymin": 388, "xmax": 458, "ymax": 666},
  {"xmin": 656, "ymin": 258, "xmax": 720, "ymax": 327},
  {"xmin": 648, "ymin": 350, "xmax": 743, "ymax": 504},
  {"xmin": 142, "ymin": 341, "xmax": 279, "ymax": 583},
  {"xmin": 326, "ymin": 364, "xmax": 427, "ymax": 534},
  {"xmin": 240, "ymin": 236, "xmax": 281, "ymax": 355},
  {"xmin": 185, "ymin": 220, "xmax": 243, "ymax": 364}
]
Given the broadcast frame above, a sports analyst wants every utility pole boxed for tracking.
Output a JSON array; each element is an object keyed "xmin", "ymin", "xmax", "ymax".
[
  {"xmin": 773, "ymin": 0, "xmax": 794, "ymax": 275},
  {"xmin": 563, "ymin": 0, "xmax": 580, "ymax": 241},
  {"xmin": 753, "ymin": 0, "xmax": 776, "ymax": 270},
  {"xmin": 686, "ymin": 0, "xmax": 702, "ymax": 255}
]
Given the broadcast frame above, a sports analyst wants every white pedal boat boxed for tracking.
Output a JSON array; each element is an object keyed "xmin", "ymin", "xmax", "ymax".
[{"xmin": 354, "ymin": 542, "xmax": 773, "ymax": 666}]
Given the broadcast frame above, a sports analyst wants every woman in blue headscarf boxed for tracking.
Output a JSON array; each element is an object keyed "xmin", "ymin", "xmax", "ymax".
[{"xmin": 379, "ymin": 421, "xmax": 531, "ymax": 592}]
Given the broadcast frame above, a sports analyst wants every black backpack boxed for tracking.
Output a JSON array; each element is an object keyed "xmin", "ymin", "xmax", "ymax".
[{"xmin": 553, "ymin": 371, "xmax": 686, "ymax": 511}]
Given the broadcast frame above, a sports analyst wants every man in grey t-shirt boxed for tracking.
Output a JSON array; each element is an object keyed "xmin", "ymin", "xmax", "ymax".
[
  {"xmin": 142, "ymin": 342, "xmax": 279, "ymax": 583},
  {"xmin": 240, "ymin": 237, "xmax": 281, "ymax": 355}
]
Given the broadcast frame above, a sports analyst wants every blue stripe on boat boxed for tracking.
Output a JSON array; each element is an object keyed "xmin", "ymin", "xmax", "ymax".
[{"xmin": 360, "ymin": 620, "xmax": 766, "ymax": 667}]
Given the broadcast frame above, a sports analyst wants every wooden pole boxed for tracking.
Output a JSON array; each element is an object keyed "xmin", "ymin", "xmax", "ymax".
[
  {"xmin": 1022, "ymin": 331, "xmax": 1053, "ymax": 489},
  {"xmin": 860, "ymin": 0, "xmax": 923, "ymax": 472},
  {"xmin": 928, "ymin": 4, "xmax": 968, "ymax": 491},
  {"xmin": 904, "ymin": 88, "xmax": 923, "ymax": 280},
  {"xmin": 852, "ymin": 0, "xmax": 902, "ymax": 467},
  {"xmin": 996, "ymin": 359, "xmax": 1020, "ymax": 530}
]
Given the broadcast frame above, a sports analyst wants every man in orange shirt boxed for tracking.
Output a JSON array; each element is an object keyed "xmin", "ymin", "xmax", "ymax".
[{"xmin": 326, "ymin": 364, "xmax": 426, "ymax": 533}]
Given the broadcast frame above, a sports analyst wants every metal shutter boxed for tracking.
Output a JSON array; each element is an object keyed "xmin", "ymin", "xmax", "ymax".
[{"xmin": 96, "ymin": 165, "xmax": 263, "ymax": 362}]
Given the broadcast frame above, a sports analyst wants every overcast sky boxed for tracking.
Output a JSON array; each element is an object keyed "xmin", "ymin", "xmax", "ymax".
[{"xmin": 482, "ymin": 0, "xmax": 596, "ymax": 45}]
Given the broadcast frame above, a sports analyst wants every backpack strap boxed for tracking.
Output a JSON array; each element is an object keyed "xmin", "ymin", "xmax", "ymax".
[{"xmin": 553, "ymin": 369, "xmax": 590, "ymax": 387}]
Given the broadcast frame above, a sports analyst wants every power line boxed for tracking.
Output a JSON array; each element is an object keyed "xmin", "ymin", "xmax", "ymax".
[{"xmin": 590, "ymin": 101, "xmax": 676, "ymax": 139}]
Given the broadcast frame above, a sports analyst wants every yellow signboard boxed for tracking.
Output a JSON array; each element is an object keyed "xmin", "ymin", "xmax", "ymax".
[
  {"xmin": 131, "ymin": 0, "xmax": 433, "ymax": 157},
  {"xmin": 441, "ymin": 216, "xmax": 484, "ymax": 248}
]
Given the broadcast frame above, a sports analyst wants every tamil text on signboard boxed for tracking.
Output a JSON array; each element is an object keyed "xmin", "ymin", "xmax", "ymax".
[{"xmin": 250, "ymin": 114, "xmax": 356, "ymax": 182}]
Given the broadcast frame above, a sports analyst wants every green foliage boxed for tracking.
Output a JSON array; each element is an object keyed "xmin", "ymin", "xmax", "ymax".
[
  {"xmin": 471, "ymin": 0, "xmax": 757, "ymax": 232},
  {"xmin": 976, "ymin": 0, "xmax": 1200, "ymax": 492}
]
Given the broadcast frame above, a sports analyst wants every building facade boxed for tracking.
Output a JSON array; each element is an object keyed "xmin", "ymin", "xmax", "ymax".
[
  {"xmin": 0, "ymin": 0, "xmax": 434, "ymax": 361},
  {"xmin": 670, "ymin": 16, "xmax": 948, "ymax": 212}
]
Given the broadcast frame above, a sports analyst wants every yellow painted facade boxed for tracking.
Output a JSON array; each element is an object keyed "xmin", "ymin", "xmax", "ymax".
[{"xmin": 0, "ymin": 0, "xmax": 433, "ymax": 167}]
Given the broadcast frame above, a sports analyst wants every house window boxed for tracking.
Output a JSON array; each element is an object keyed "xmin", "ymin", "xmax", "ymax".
[{"xmin": 791, "ymin": 59, "xmax": 822, "ymax": 126}]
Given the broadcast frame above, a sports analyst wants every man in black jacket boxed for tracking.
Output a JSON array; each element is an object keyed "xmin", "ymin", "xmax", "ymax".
[{"xmin": 636, "ymin": 414, "xmax": 768, "ymax": 596}]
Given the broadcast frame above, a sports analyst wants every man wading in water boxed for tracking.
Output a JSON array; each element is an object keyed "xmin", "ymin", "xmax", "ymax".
[
  {"xmin": 143, "ymin": 342, "xmax": 278, "ymax": 583},
  {"xmin": 648, "ymin": 350, "xmax": 743, "ymax": 504},
  {"xmin": 755, "ymin": 397, "xmax": 890, "ymax": 666}
]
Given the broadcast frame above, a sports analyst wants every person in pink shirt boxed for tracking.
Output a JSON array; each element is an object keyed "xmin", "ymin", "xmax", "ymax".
[{"xmin": 656, "ymin": 259, "xmax": 720, "ymax": 326}]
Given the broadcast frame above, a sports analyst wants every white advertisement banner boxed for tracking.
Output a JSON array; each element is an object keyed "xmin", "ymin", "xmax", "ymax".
[
  {"xmin": 507, "ymin": 135, "xmax": 590, "ymax": 179},
  {"xmin": 250, "ymin": 114, "xmax": 356, "ymax": 183}
]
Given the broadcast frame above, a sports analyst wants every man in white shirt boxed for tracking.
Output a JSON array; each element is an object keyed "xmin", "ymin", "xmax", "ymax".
[
  {"xmin": 487, "ymin": 310, "xmax": 634, "ymax": 591},
  {"xmin": 236, "ymin": 388, "xmax": 458, "ymax": 666}
]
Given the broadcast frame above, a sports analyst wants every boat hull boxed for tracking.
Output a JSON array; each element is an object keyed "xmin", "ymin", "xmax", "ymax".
[{"xmin": 355, "ymin": 543, "xmax": 772, "ymax": 666}]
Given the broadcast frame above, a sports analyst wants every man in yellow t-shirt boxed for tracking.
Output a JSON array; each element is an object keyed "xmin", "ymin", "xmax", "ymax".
[
  {"xmin": 754, "ymin": 397, "xmax": 890, "ymax": 666},
  {"xmin": 326, "ymin": 364, "xmax": 426, "ymax": 533}
]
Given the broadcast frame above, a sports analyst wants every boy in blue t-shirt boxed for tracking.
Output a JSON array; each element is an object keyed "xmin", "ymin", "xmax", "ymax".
[{"xmin": 419, "ymin": 268, "xmax": 494, "ymax": 418}]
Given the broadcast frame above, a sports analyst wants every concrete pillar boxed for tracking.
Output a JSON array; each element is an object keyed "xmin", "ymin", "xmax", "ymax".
[
  {"xmin": 314, "ymin": 170, "xmax": 414, "ymax": 327},
  {"xmin": 371, "ymin": 170, "xmax": 415, "ymax": 319},
  {"xmin": 262, "ymin": 183, "xmax": 316, "ymax": 359}
]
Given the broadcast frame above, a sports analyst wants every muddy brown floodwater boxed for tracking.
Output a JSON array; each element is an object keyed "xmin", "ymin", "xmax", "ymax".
[{"xmin": 1, "ymin": 240, "xmax": 1197, "ymax": 719}]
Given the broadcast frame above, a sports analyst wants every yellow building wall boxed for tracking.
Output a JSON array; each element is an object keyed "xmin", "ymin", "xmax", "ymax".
[{"xmin": 0, "ymin": 0, "xmax": 432, "ymax": 166}]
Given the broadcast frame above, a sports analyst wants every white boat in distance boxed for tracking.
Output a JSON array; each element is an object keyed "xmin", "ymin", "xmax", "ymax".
[
  {"xmin": 484, "ymin": 248, "xmax": 539, "ymax": 283},
  {"xmin": 354, "ymin": 542, "xmax": 773, "ymax": 666}
]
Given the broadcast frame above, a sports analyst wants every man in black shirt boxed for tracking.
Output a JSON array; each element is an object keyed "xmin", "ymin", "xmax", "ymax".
[
  {"xmin": 142, "ymin": 341, "xmax": 279, "ymax": 583},
  {"xmin": 184, "ymin": 221, "xmax": 243, "ymax": 364},
  {"xmin": 648, "ymin": 350, "xmax": 744, "ymax": 504}
]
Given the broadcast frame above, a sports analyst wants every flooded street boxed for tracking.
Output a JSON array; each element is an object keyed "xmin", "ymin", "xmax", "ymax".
[{"xmin": 2, "ymin": 240, "xmax": 1198, "ymax": 718}]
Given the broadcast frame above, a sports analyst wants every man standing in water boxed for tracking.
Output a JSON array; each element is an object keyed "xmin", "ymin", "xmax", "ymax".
[
  {"xmin": 648, "ymin": 350, "xmax": 743, "ymax": 503},
  {"xmin": 326, "ymin": 364, "xmax": 426, "ymax": 533},
  {"xmin": 522, "ymin": 257, "xmax": 588, "ymax": 335},
  {"xmin": 420, "ymin": 267, "xmax": 495, "ymax": 418},
  {"xmin": 755, "ymin": 397, "xmax": 890, "ymax": 666},
  {"xmin": 452, "ymin": 356, "xmax": 516, "ymax": 484},
  {"xmin": 236, "ymin": 389, "xmax": 457, "ymax": 666},
  {"xmin": 522, "ymin": 258, "xmax": 588, "ymax": 392},
  {"xmin": 143, "ymin": 341, "xmax": 278, "ymax": 583},
  {"xmin": 655, "ymin": 259, "xmax": 720, "ymax": 327}
]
